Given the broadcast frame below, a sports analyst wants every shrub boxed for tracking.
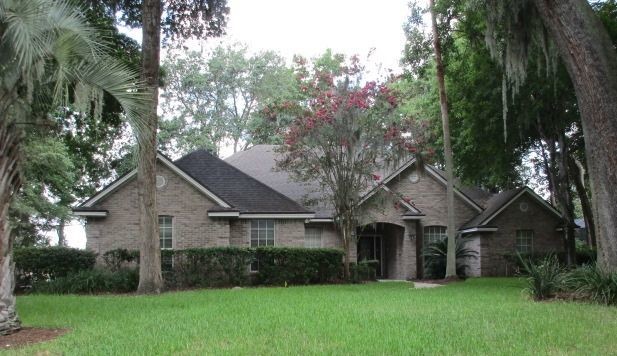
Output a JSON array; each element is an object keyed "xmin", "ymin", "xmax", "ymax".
[
  {"xmin": 350, "ymin": 260, "xmax": 378, "ymax": 283},
  {"xmin": 163, "ymin": 247, "xmax": 254, "ymax": 288},
  {"xmin": 32, "ymin": 268, "xmax": 139, "ymax": 294},
  {"xmin": 14, "ymin": 246, "xmax": 97, "ymax": 289},
  {"xmin": 255, "ymin": 247, "xmax": 344, "ymax": 285},
  {"xmin": 422, "ymin": 238, "xmax": 477, "ymax": 279},
  {"xmin": 518, "ymin": 254, "xmax": 565, "ymax": 301},
  {"xmin": 575, "ymin": 241, "xmax": 596, "ymax": 266},
  {"xmin": 102, "ymin": 248, "xmax": 140, "ymax": 271},
  {"xmin": 565, "ymin": 264, "xmax": 617, "ymax": 305}
]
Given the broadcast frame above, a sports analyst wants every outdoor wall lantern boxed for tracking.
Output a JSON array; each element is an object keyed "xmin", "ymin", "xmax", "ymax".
[{"xmin": 408, "ymin": 233, "xmax": 416, "ymax": 241}]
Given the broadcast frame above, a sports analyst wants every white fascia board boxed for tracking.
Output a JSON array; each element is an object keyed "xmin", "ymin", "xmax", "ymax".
[
  {"xmin": 156, "ymin": 154, "xmax": 231, "ymax": 208},
  {"xmin": 306, "ymin": 218, "xmax": 334, "ymax": 223},
  {"xmin": 424, "ymin": 167, "xmax": 484, "ymax": 212},
  {"xmin": 73, "ymin": 211, "xmax": 108, "ymax": 217},
  {"xmin": 82, "ymin": 153, "xmax": 232, "ymax": 209},
  {"xmin": 239, "ymin": 213, "xmax": 315, "ymax": 219},
  {"xmin": 208, "ymin": 211, "xmax": 240, "ymax": 218},
  {"xmin": 459, "ymin": 226, "xmax": 498, "ymax": 234},
  {"xmin": 381, "ymin": 185, "xmax": 421, "ymax": 213},
  {"xmin": 402, "ymin": 215, "xmax": 424, "ymax": 220},
  {"xmin": 479, "ymin": 187, "xmax": 562, "ymax": 226},
  {"xmin": 82, "ymin": 171, "xmax": 137, "ymax": 207},
  {"xmin": 358, "ymin": 158, "xmax": 417, "ymax": 205}
]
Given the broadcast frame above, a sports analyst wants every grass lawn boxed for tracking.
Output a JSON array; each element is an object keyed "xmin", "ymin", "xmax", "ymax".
[{"xmin": 5, "ymin": 278, "xmax": 617, "ymax": 355}]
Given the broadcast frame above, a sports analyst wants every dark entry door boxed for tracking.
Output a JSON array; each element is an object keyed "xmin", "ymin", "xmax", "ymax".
[{"xmin": 357, "ymin": 235, "xmax": 385, "ymax": 278}]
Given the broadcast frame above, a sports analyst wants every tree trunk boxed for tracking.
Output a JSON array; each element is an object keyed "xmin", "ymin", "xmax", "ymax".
[
  {"xmin": 569, "ymin": 157, "xmax": 596, "ymax": 248},
  {"xmin": 136, "ymin": 0, "xmax": 163, "ymax": 294},
  {"xmin": 0, "ymin": 120, "xmax": 22, "ymax": 335},
  {"xmin": 56, "ymin": 219, "xmax": 66, "ymax": 247},
  {"xmin": 533, "ymin": 0, "xmax": 617, "ymax": 270},
  {"xmin": 430, "ymin": 0, "xmax": 457, "ymax": 278},
  {"xmin": 556, "ymin": 134, "xmax": 576, "ymax": 266}
]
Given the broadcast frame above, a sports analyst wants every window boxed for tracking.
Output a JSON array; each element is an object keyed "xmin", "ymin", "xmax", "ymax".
[
  {"xmin": 516, "ymin": 230, "xmax": 533, "ymax": 254},
  {"xmin": 159, "ymin": 216, "xmax": 173, "ymax": 249},
  {"xmin": 304, "ymin": 227, "xmax": 322, "ymax": 248},
  {"xmin": 423, "ymin": 226, "xmax": 447, "ymax": 246},
  {"xmin": 251, "ymin": 220, "xmax": 275, "ymax": 271},
  {"xmin": 250, "ymin": 220, "xmax": 275, "ymax": 247}
]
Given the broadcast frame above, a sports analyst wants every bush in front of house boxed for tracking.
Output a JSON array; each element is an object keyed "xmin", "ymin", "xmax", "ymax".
[
  {"xmin": 102, "ymin": 248, "xmax": 140, "ymax": 271},
  {"xmin": 564, "ymin": 264, "xmax": 617, "ymax": 305},
  {"xmin": 255, "ymin": 247, "xmax": 344, "ymax": 285},
  {"xmin": 32, "ymin": 268, "xmax": 139, "ymax": 294},
  {"xmin": 349, "ymin": 260, "xmax": 378, "ymax": 283},
  {"xmin": 162, "ymin": 247, "xmax": 254, "ymax": 288},
  {"xmin": 422, "ymin": 238, "xmax": 478, "ymax": 279},
  {"xmin": 14, "ymin": 246, "xmax": 97, "ymax": 289},
  {"xmin": 518, "ymin": 254, "xmax": 565, "ymax": 300}
]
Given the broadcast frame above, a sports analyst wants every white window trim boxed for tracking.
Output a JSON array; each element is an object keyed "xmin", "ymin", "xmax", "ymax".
[
  {"xmin": 516, "ymin": 229, "xmax": 534, "ymax": 254},
  {"xmin": 249, "ymin": 219, "xmax": 276, "ymax": 272},
  {"xmin": 249, "ymin": 219, "xmax": 276, "ymax": 247},
  {"xmin": 423, "ymin": 225, "xmax": 447, "ymax": 246},
  {"xmin": 159, "ymin": 215, "xmax": 174, "ymax": 250}
]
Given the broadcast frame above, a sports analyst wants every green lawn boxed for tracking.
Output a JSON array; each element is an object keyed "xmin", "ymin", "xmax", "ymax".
[{"xmin": 6, "ymin": 278, "xmax": 617, "ymax": 355}]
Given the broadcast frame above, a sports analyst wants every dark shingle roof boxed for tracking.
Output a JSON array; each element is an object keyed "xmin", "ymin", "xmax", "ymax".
[
  {"xmin": 460, "ymin": 187, "xmax": 525, "ymax": 229},
  {"xmin": 226, "ymin": 145, "xmax": 333, "ymax": 218},
  {"xmin": 175, "ymin": 150, "xmax": 311, "ymax": 214}
]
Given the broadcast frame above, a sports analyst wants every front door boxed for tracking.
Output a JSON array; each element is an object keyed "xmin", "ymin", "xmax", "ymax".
[{"xmin": 357, "ymin": 234, "xmax": 386, "ymax": 278}]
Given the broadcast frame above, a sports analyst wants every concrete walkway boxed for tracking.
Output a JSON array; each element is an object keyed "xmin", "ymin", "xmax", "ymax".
[{"xmin": 412, "ymin": 282, "xmax": 444, "ymax": 289}]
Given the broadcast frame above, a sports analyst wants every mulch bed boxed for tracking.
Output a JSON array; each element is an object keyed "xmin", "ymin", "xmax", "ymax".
[{"xmin": 0, "ymin": 327, "xmax": 69, "ymax": 349}]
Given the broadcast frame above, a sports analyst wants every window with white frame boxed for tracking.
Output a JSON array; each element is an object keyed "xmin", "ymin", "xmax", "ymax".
[
  {"xmin": 250, "ymin": 220, "xmax": 275, "ymax": 247},
  {"xmin": 304, "ymin": 227, "xmax": 322, "ymax": 248},
  {"xmin": 251, "ymin": 220, "xmax": 275, "ymax": 271},
  {"xmin": 516, "ymin": 230, "xmax": 533, "ymax": 254},
  {"xmin": 423, "ymin": 226, "xmax": 447, "ymax": 246},
  {"xmin": 159, "ymin": 216, "xmax": 173, "ymax": 249}
]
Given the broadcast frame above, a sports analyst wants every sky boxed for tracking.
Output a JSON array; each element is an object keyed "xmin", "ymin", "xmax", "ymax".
[{"xmin": 60, "ymin": 0, "xmax": 415, "ymax": 248}]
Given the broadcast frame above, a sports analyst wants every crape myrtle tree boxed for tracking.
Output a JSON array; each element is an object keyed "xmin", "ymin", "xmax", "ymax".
[
  {"xmin": 96, "ymin": 0, "xmax": 230, "ymax": 293},
  {"xmin": 0, "ymin": 0, "xmax": 148, "ymax": 335},
  {"xmin": 277, "ymin": 55, "xmax": 423, "ymax": 279}
]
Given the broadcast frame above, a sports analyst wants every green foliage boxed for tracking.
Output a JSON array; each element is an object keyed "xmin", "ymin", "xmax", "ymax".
[
  {"xmin": 14, "ymin": 247, "xmax": 97, "ymax": 288},
  {"xmin": 160, "ymin": 43, "xmax": 296, "ymax": 156},
  {"xmin": 349, "ymin": 260, "xmax": 378, "ymax": 283},
  {"xmin": 102, "ymin": 248, "xmax": 140, "ymax": 272},
  {"xmin": 422, "ymin": 238, "xmax": 477, "ymax": 279},
  {"xmin": 565, "ymin": 264, "xmax": 617, "ymax": 306},
  {"xmin": 254, "ymin": 247, "xmax": 344, "ymax": 285},
  {"xmin": 164, "ymin": 247, "xmax": 254, "ymax": 288},
  {"xmin": 518, "ymin": 254, "xmax": 565, "ymax": 301},
  {"xmin": 32, "ymin": 268, "xmax": 139, "ymax": 294},
  {"xmin": 15, "ymin": 280, "xmax": 617, "ymax": 354},
  {"xmin": 575, "ymin": 240, "xmax": 597, "ymax": 266},
  {"xmin": 10, "ymin": 136, "xmax": 76, "ymax": 245}
]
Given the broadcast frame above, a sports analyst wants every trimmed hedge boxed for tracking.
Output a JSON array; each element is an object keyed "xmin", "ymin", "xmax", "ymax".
[
  {"xmin": 14, "ymin": 246, "xmax": 97, "ymax": 288},
  {"xmin": 163, "ymin": 247, "xmax": 253, "ymax": 288},
  {"xmin": 102, "ymin": 248, "xmax": 140, "ymax": 271},
  {"xmin": 32, "ymin": 268, "xmax": 139, "ymax": 294},
  {"xmin": 255, "ymin": 247, "xmax": 344, "ymax": 285}
]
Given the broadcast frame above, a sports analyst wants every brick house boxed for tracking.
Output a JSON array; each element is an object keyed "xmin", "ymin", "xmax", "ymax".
[{"xmin": 74, "ymin": 145, "xmax": 565, "ymax": 279}]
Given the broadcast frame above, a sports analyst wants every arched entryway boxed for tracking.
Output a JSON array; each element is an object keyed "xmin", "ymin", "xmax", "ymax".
[{"xmin": 356, "ymin": 222, "xmax": 405, "ymax": 279}]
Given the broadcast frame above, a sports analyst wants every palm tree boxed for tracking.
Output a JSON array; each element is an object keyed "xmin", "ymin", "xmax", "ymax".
[
  {"xmin": 0, "ymin": 0, "xmax": 148, "ymax": 334},
  {"xmin": 423, "ymin": 238, "xmax": 478, "ymax": 279}
]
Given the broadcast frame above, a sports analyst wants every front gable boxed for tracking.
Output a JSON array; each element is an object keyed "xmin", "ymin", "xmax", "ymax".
[{"xmin": 75, "ymin": 153, "xmax": 231, "ymax": 215}]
